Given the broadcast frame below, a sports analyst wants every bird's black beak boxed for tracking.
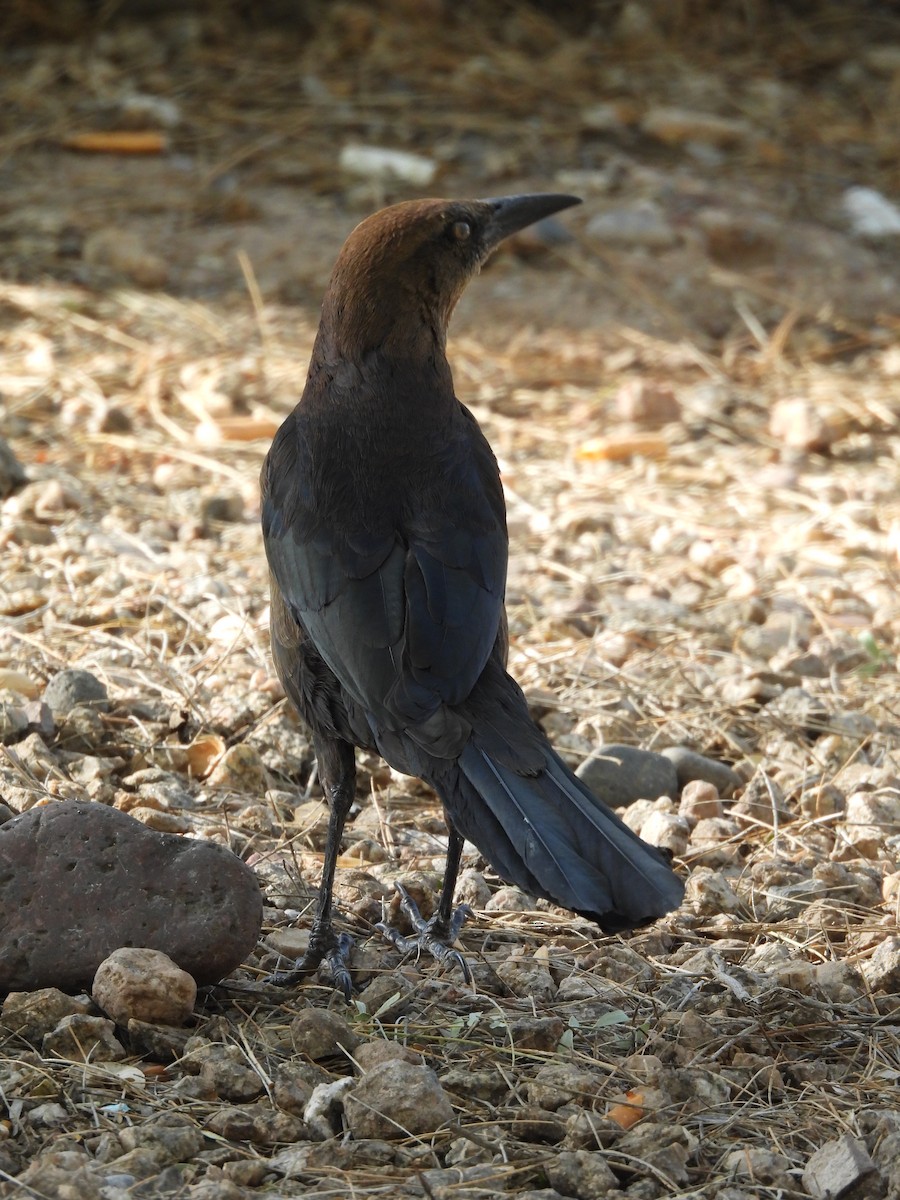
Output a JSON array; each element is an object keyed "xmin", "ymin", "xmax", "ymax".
[{"xmin": 481, "ymin": 193, "xmax": 582, "ymax": 250}]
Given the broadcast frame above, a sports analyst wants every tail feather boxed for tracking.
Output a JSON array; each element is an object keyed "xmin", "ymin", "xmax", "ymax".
[{"xmin": 456, "ymin": 741, "xmax": 684, "ymax": 932}]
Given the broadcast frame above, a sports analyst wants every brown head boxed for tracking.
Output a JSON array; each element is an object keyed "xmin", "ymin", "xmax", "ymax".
[{"xmin": 317, "ymin": 194, "xmax": 581, "ymax": 361}]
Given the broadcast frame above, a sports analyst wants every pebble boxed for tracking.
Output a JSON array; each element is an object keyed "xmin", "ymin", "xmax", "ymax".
[
  {"xmin": 841, "ymin": 791, "xmax": 899, "ymax": 858},
  {"xmin": 678, "ymin": 780, "xmax": 723, "ymax": 823},
  {"xmin": 731, "ymin": 774, "xmax": 792, "ymax": 830},
  {"xmin": 0, "ymin": 799, "xmax": 263, "ymax": 991},
  {"xmin": 641, "ymin": 106, "xmax": 753, "ymax": 147},
  {"xmin": 685, "ymin": 867, "xmax": 742, "ymax": 915},
  {"xmin": 42, "ymin": 1013, "xmax": 126, "ymax": 1062},
  {"xmin": 639, "ymin": 809, "xmax": 690, "ymax": 856},
  {"xmin": 662, "ymin": 746, "xmax": 743, "ymax": 796},
  {"xmin": 615, "ymin": 379, "xmax": 681, "ymax": 427},
  {"xmin": 862, "ymin": 936, "xmax": 900, "ymax": 993},
  {"xmin": 485, "ymin": 885, "xmax": 537, "ymax": 912},
  {"xmin": 344, "ymin": 1059, "xmax": 453, "ymax": 1140},
  {"xmin": 769, "ymin": 397, "xmax": 835, "ymax": 453},
  {"xmin": 290, "ymin": 1008, "xmax": 361, "ymax": 1061},
  {"xmin": 843, "ymin": 186, "xmax": 900, "ymax": 238},
  {"xmin": 92, "ymin": 947, "xmax": 197, "ymax": 1027},
  {"xmin": 803, "ymin": 1134, "xmax": 877, "ymax": 1200},
  {"xmin": 339, "ymin": 144, "xmax": 437, "ymax": 186},
  {"xmin": 496, "ymin": 955, "xmax": 558, "ymax": 1003},
  {"xmin": 182, "ymin": 1040, "xmax": 265, "ymax": 1102},
  {"xmin": 1, "ymin": 987, "xmax": 93, "ymax": 1044},
  {"xmin": 43, "ymin": 668, "xmax": 108, "ymax": 716},
  {"xmin": 207, "ymin": 743, "xmax": 268, "ymax": 792},
  {"xmin": 576, "ymin": 744, "xmax": 678, "ymax": 807},
  {"xmin": 82, "ymin": 227, "xmax": 169, "ymax": 287},
  {"xmin": 586, "ymin": 202, "xmax": 676, "ymax": 249}
]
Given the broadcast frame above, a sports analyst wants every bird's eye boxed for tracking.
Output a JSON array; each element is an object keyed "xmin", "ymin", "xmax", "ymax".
[{"xmin": 451, "ymin": 221, "xmax": 471, "ymax": 242}]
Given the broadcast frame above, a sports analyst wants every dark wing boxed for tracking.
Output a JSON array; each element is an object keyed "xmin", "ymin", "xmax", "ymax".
[{"xmin": 261, "ymin": 403, "xmax": 507, "ymax": 753}]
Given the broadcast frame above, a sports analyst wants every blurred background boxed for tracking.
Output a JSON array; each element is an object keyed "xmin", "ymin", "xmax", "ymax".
[{"xmin": 1, "ymin": 0, "xmax": 899, "ymax": 341}]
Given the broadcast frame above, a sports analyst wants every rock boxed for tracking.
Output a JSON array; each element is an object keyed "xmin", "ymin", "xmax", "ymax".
[
  {"xmin": 862, "ymin": 936, "xmax": 900, "ymax": 993},
  {"xmin": 1, "ymin": 987, "xmax": 93, "ymax": 1043},
  {"xmin": 355, "ymin": 1039, "xmax": 422, "ymax": 1073},
  {"xmin": 528, "ymin": 1063, "xmax": 602, "ymax": 1112},
  {"xmin": 586, "ymin": 202, "xmax": 676, "ymax": 249},
  {"xmin": 344, "ymin": 1059, "xmax": 453, "ymax": 1140},
  {"xmin": 485, "ymin": 885, "xmax": 537, "ymax": 912},
  {"xmin": 496, "ymin": 955, "xmax": 557, "ymax": 1003},
  {"xmin": 127, "ymin": 1018, "xmax": 191, "ymax": 1061},
  {"xmin": 576, "ymin": 745, "xmax": 678, "ymax": 808},
  {"xmin": 441, "ymin": 1067, "xmax": 509, "ymax": 1104},
  {"xmin": 14, "ymin": 1151, "xmax": 103, "ymax": 1200},
  {"xmin": 92, "ymin": 947, "xmax": 197, "ymax": 1027},
  {"xmin": 641, "ymin": 106, "xmax": 753, "ymax": 146},
  {"xmin": 304, "ymin": 1076, "xmax": 356, "ymax": 1139},
  {"xmin": 803, "ymin": 1134, "xmax": 876, "ymax": 1199},
  {"xmin": 207, "ymin": 743, "xmax": 268, "ymax": 792},
  {"xmin": 731, "ymin": 775, "xmax": 792, "ymax": 830},
  {"xmin": 0, "ymin": 436, "xmax": 27, "ymax": 497},
  {"xmin": 0, "ymin": 799, "xmax": 263, "ymax": 991},
  {"xmin": 82, "ymin": 227, "xmax": 169, "ymax": 287},
  {"xmin": 546, "ymin": 1148, "xmax": 618, "ymax": 1198},
  {"xmin": 841, "ymin": 792, "xmax": 900, "ymax": 858},
  {"xmin": 764, "ymin": 686, "xmax": 830, "ymax": 736},
  {"xmin": 685, "ymin": 867, "xmax": 742, "ymax": 916},
  {"xmin": 455, "ymin": 867, "xmax": 491, "ymax": 908},
  {"xmin": 339, "ymin": 144, "xmax": 437, "ymax": 186},
  {"xmin": 843, "ymin": 186, "xmax": 900, "ymax": 238},
  {"xmin": 678, "ymin": 781, "xmax": 723, "ymax": 823},
  {"xmin": 42, "ymin": 1013, "xmax": 126, "ymax": 1062},
  {"xmin": 662, "ymin": 746, "xmax": 742, "ymax": 796},
  {"xmin": 723, "ymin": 1146, "xmax": 793, "ymax": 1188},
  {"xmin": 508, "ymin": 1016, "xmax": 565, "ymax": 1051},
  {"xmin": 43, "ymin": 669, "xmax": 108, "ymax": 716},
  {"xmin": 0, "ymin": 699, "xmax": 29, "ymax": 741},
  {"xmin": 639, "ymin": 810, "xmax": 690, "ymax": 856},
  {"xmin": 183, "ymin": 1040, "xmax": 265, "ymax": 1102},
  {"xmin": 291, "ymin": 1008, "xmax": 361, "ymax": 1061},
  {"xmin": 264, "ymin": 926, "xmax": 310, "ymax": 961},
  {"xmin": 356, "ymin": 974, "xmax": 415, "ymax": 1022},
  {"xmin": 615, "ymin": 379, "xmax": 681, "ymax": 427},
  {"xmin": 769, "ymin": 398, "xmax": 834, "ymax": 453}
]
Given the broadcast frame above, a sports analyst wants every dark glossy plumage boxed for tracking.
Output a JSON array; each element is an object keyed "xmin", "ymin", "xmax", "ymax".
[{"xmin": 262, "ymin": 196, "xmax": 683, "ymax": 990}]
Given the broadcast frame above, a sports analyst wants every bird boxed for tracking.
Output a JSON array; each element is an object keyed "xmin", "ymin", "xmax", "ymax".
[{"xmin": 261, "ymin": 193, "xmax": 684, "ymax": 997}]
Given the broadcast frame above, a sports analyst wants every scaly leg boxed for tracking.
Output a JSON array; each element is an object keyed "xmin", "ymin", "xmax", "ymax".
[{"xmin": 270, "ymin": 736, "xmax": 356, "ymax": 1000}]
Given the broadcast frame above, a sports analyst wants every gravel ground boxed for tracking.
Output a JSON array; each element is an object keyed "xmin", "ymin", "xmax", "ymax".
[{"xmin": 1, "ymin": 4, "xmax": 899, "ymax": 1198}]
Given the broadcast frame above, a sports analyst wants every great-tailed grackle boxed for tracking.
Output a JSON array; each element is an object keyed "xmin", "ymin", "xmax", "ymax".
[{"xmin": 261, "ymin": 194, "xmax": 684, "ymax": 996}]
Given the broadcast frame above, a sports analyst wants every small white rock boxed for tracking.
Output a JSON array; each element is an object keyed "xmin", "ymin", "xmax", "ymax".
[
  {"xmin": 339, "ymin": 144, "xmax": 437, "ymax": 186},
  {"xmin": 92, "ymin": 947, "xmax": 197, "ymax": 1027},
  {"xmin": 843, "ymin": 186, "xmax": 900, "ymax": 238}
]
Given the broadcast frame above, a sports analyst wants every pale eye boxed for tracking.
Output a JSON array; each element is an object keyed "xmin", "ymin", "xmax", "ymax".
[{"xmin": 452, "ymin": 220, "xmax": 471, "ymax": 242}]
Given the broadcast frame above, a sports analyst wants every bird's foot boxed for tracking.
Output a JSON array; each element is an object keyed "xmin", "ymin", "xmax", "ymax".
[
  {"xmin": 267, "ymin": 925, "xmax": 354, "ymax": 1002},
  {"xmin": 376, "ymin": 883, "xmax": 473, "ymax": 984}
]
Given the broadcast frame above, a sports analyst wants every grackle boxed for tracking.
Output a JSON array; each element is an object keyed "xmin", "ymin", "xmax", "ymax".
[{"xmin": 261, "ymin": 194, "xmax": 684, "ymax": 997}]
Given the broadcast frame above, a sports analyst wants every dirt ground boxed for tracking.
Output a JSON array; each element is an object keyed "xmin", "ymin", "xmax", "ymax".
[{"xmin": 1, "ymin": 3, "xmax": 899, "ymax": 1198}]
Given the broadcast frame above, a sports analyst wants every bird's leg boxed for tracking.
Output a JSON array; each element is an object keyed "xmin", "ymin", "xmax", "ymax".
[
  {"xmin": 376, "ymin": 827, "xmax": 473, "ymax": 983},
  {"xmin": 270, "ymin": 737, "xmax": 356, "ymax": 1000}
]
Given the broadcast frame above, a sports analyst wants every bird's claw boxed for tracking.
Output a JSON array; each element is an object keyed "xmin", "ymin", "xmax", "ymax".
[
  {"xmin": 267, "ymin": 929, "xmax": 355, "ymax": 1002},
  {"xmin": 376, "ymin": 883, "xmax": 473, "ymax": 984}
]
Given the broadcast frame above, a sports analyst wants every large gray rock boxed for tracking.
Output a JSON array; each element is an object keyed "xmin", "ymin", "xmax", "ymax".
[
  {"xmin": 576, "ymin": 744, "xmax": 678, "ymax": 807},
  {"xmin": 0, "ymin": 799, "xmax": 262, "ymax": 992}
]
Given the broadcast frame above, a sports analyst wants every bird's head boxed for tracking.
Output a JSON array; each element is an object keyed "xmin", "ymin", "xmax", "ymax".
[{"xmin": 319, "ymin": 193, "xmax": 581, "ymax": 359}]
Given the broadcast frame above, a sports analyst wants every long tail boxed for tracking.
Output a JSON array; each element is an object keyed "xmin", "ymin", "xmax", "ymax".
[{"xmin": 454, "ymin": 740, "xmax": 684, "ymax": 931}]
